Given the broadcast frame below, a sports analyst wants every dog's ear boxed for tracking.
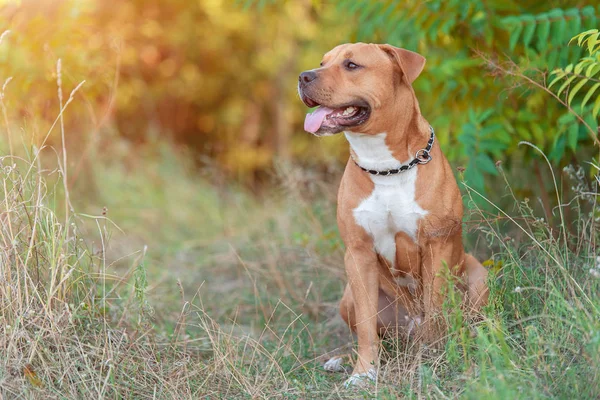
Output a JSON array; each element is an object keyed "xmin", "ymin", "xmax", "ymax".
[{"xmin": 379, "ymin": 44, "xmax": 426, "ymax": 84}]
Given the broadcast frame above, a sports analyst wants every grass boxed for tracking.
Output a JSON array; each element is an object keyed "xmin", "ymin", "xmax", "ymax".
[{"xmin": 1, "ymin": 132, "xmax": 599, "ymax": 399}]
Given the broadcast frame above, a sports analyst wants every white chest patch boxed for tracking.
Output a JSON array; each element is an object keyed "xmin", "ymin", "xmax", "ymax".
[{"xmin": 345, "ymin": 132, "xmax": 428, "ymax": 268}]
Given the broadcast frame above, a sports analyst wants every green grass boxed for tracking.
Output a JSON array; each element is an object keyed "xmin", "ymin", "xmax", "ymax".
[{"xmin": 1, "ymin": 134, "xmax": 599, "ymax": 399}]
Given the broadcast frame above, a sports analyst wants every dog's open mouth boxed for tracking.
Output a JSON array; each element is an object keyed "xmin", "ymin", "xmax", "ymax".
[{"xmin": 302, "ymin": 97, "xmax": 371, "ymax": 135}]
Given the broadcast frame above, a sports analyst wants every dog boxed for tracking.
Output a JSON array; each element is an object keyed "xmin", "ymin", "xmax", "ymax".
[{"xmin": 298, "ymin": 43, "xmax": 489, "ymax": 386}]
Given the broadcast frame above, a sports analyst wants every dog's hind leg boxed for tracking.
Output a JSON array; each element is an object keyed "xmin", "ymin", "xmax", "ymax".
[
  {"xmin": 465, "ymin": 254, "xmax": 488, "ymax": 311},
  {"xmin": 340, "ymin": 281, "xmax": 414, "ymax": 333}
]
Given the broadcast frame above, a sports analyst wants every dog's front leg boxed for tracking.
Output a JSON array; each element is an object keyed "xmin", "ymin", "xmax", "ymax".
[
  {"xmin": 344, "ymin": 244, "xmax": 379, "ymax": 384},
  {"xmin": 420, "ymin": 239, "xmax": 464, "ymax": 344}
]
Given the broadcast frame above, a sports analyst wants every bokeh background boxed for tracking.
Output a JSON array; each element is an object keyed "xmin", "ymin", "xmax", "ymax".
[
  {"xmin": 2, "ymin": 0, "xmax": 597, "ymax": 196},
  {"xmin": 1, "ymin": 1, "xmax": 599, "ymax": 397}
]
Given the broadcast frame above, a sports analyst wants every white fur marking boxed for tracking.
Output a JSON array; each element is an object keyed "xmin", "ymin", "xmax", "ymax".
[
  {"xmin": 345, "ymin": 132, "xmax": 428, "ymax": 268},
  {"xmin": 344, "ymin": 368, "xmax": 377, "ymax": 388},
  {"xmin": 323, "ymin": 356, "xmax": 345, "ymax": 372}
]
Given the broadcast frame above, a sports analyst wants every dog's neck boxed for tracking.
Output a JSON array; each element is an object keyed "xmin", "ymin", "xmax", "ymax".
[{"xmin": 345, "ymin": 92, "xmax": 431, "ymax": 171}]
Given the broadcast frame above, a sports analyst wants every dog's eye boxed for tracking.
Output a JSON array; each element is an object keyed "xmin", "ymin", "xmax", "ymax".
[
  {"xmin": 345, "ymin": 61, "xmax": 360, "ymax": 70},
  {"xmin": 320, "ymin": 61, "xmax": 324, "ymax": 67}
]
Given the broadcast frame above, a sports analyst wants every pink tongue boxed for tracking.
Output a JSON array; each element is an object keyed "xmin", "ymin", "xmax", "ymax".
[{"xmin": 304, "ymin": 106, "xmax": 333, "ymax": 133}]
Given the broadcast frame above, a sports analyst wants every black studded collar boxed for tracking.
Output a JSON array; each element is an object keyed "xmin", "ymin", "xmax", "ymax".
[{"xmin": 351, "ymin": 125, "xmax": 435, "ymax": 176}]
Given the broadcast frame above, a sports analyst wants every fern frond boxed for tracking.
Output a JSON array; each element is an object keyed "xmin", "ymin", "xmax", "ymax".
[
  {"xmin": 502, "ymin": 7, "xmax": 598, "ymax": 69},
  {"xmin": 551, "ymin": 31, "xmax": 600, "ymax": 118}
]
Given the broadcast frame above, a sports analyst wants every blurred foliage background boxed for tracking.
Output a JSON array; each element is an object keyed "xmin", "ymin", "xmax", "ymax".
[{"xmin": 0, "ymin": 0, "xmax": 599, "ymax": 213}]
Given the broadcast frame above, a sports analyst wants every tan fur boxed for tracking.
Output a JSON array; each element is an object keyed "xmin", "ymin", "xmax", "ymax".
[{"xmin": 301, "ymin": 43, "xmax": 489, "ymax": 380}]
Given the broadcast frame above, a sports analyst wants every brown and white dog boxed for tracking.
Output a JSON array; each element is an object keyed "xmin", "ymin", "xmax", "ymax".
[{"xmin": 298, "ymin": 43, "xmax": 488, "ymax": 386}]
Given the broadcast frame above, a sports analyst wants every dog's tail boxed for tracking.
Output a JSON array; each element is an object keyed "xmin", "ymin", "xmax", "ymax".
[{"xmin": 465, "ymin": 254, "xmax": 489, "ymax": 311}]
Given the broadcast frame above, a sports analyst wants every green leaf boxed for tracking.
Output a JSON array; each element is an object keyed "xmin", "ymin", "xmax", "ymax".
[
  {"xmin": 581, "ymin": 7, "xmax": 597, "ymax": 29},
  {"xmin": 547, "ymin": 9, "xmax": 565, "ymax": 45},
  {"xmin": 502, "ymin": 16, "xmax": 517, "ymax": 27},
  {"xmin": 440, "ymin": 19, "xmax": 455, "ymax": 35},
  {"xmin": 478, "ymin": 108, "xmax": 494, "ymax": 123},
  {"xmin": 568, "ymin": 78, "xmax": 589, "ymax": 105},
  {"xmin": 564, "ymin": 64, "xmax": 574, "ymax": 74},
  {"xmin": 581, "ymin": 82, "xmax": 600, "ymax": 109},
  {"xmin": 559, "ymin": 46, "xmax": 572, "ymax": 67},
  {"xmin": 516, "ymin": 125, "xmax": 532, "ymax": 141},
  {"xmin": 555, "ymin": 18, "xmax": 567, "ymax": 45},
  {"xmin": 593, "ymin": 95, "xmax": 600, "ymax": 119},
  {"xmin": 565, "ymin": 10, "xmax": 582, "ymax": 39},
  {"xmin": 556, "ymin": 75, "xmax": 577, "ymax": 98},
  {"xmin": 530, "ymin": 122, "xmax": 544, "ymax": 143},
  {"xmin": 458, "ymin": 2, "xmax": 471, "ymax": 21},
  {"xmin": 536, "ymin": 15, "xmax": 550, "ymax": 52},
  {"xmin": 509, "ymin": 22, "xmax": 524, "ymax": 51},
  {"xmin": 574, "ymin": 60, "xmax": 586, "ymax": 74},
  {"xmin": 501, "ymin": 119, "xmax": 516, "ymax": 134},
  {"xmin": 520, "ymin": 15, "xmax": 536, "ymax": 47},
  {"xmin": 585, "ymin": 63, "xmax": 600, "ymax": 78},
  {"xmin": 588, "ymin": 33, "xmax": 599, "ymax": 55},
  {"xmin": 574, "ymin": 29, "xmax": 593, "ymax": 46},
  {"xmin": 583, "ymin": 113, "xmax": 598, "ymax": 139},
  {"xmin": 548, "ymin": 74, "xmax": 564, "ymax": 89},
  {"xmin": 465, "ymin": 160, "xmax": 485, "ymax": 191},
  {"xmin": 476, "ymin": 154, "xmax": 498, "ymax": 175},
  {"xmin": 567, "ymin": 122, "xmax": 578, "ymax": 151},
  {"xmin": 557, "ymin": 112, "xmax": 576, "ymax": 125},
  {"xmin": 549, "ymin": 134, "xmax": 566, "ymax": 162},
  {"xmin": 547, "ymin": 49, "xmax": 560, "ymax": 70},
  {"xmin": 480, "ymin": 139, "xmax": 509, "ymax": 152},
  {"xmin": 459, "ymin": 132, "xmax": 476, "ymax": 148}
]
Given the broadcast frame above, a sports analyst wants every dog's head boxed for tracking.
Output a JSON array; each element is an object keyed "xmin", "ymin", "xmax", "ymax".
[{"xmin": 298, "ymin": 43, "xmax": 425, "ymax": 136}]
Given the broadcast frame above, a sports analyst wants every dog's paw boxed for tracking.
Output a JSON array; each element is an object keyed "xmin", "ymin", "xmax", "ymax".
[
  {"xmin": 323, "ymin": 356, "xmax": 345, "ymax": 372},
  {"xmin": 344, "ymin": 368, "xmax": 377, "ymax": 388}
]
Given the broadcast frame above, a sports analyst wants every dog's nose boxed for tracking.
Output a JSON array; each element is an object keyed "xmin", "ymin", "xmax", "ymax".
[{"xmin": 299, "ymin": 70, "xmax": 317, "ymax": 84}]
